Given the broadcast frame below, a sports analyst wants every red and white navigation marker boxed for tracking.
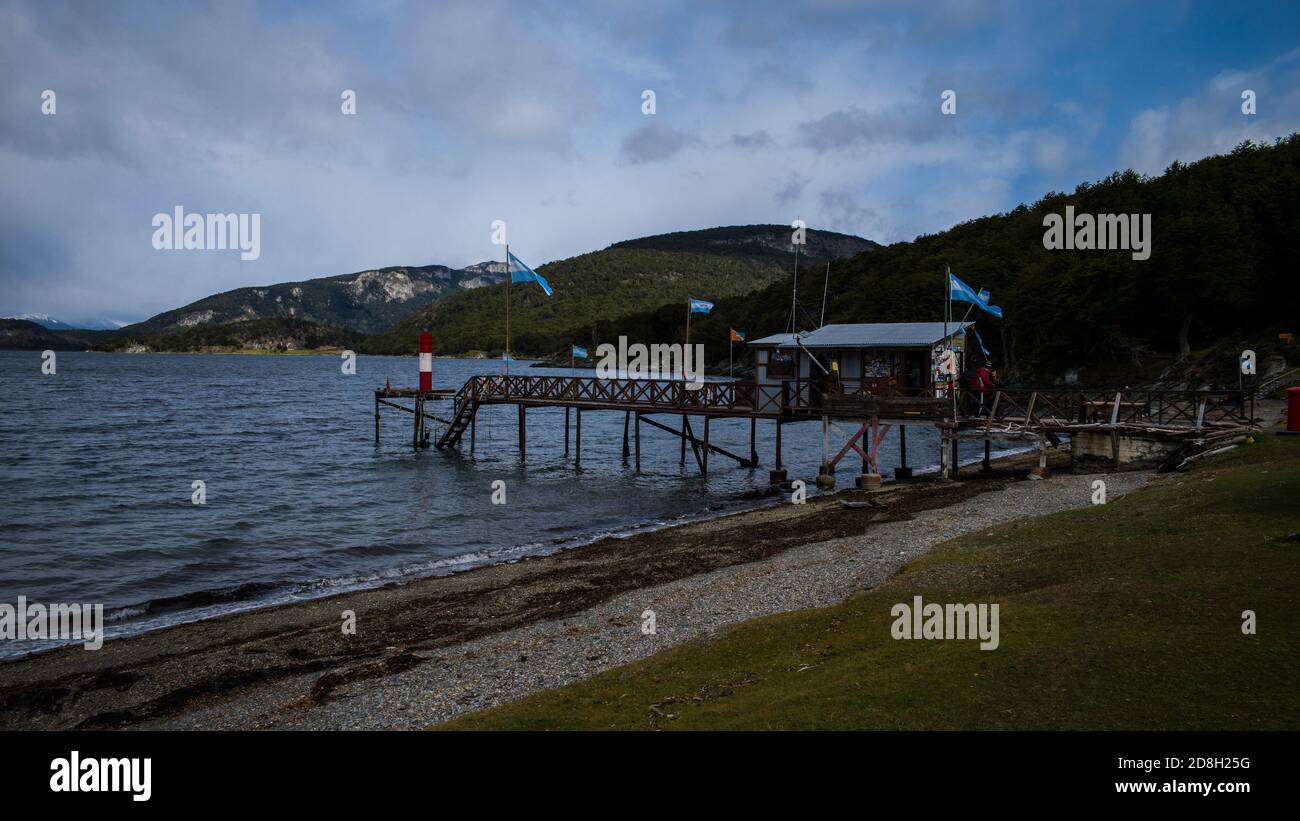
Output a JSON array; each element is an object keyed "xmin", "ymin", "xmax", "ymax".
[{"xmin": 419, "ymin": 332, "xmax": 432, "ymax": 392}]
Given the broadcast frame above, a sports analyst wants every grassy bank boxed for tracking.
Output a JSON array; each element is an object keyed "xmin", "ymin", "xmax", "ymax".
[{"xmin": 447, "ymin": 435, "xmax": 1300, "ymax": 730}]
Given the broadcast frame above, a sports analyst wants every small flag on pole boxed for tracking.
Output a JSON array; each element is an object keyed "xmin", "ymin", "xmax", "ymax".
[
  {"xmin": 508, "ymin": 251, "xmax": 554, "ymax": 297},
  {"xmin": 730, "ymin": 329, "xmax": 746, "ymax": 342},
  {"xmin": 502, "ymin": 352, "xmax": 516, "ymax": 364},
  {"xmin": 949, "ymin": 272, "xmax": 1003, "ymax": 318},
  {"xmin": 975, "ymin": 287, "xmax": 1004, "ymax": 319},
  {"xmin": 690, "ymin": 298, "xmax": 713, "ymax": 314},
  {"xmin": 572, "ymin": 344, "xmax": 588, "ymax": 359}
]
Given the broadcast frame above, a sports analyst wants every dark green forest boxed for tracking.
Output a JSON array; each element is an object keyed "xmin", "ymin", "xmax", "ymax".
[{"xmin": 608, "ymin": 136, "xmax": 1300, "ymax": 385}]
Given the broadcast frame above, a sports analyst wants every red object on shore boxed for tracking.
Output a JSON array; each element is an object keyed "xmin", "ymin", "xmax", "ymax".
[
  {"xmin": 1287, "ymin": 386, "xmax": 1300, "ymax": 432},
  {"xmin": 419, "ymin": 332, "xmax": 432, "ymax": 392}
]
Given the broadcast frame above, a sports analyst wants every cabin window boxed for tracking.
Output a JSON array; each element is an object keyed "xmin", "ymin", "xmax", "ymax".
[{"xmin": 767, "ymin": 350, "xmax": 794, "ymax": 379}]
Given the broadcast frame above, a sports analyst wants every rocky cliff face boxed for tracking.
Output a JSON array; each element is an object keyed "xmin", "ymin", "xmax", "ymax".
[{"xmin": 122, "ymin": 262, "xmax": 507, "ymax": 336}]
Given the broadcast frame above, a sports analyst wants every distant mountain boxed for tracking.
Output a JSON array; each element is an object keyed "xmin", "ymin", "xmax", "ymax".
[
  {"xmin": 120, "ymin": 263, "xmax": 508, "ymax": 337},
  {"xmin": 363, "ymin": 225, "xmax": 876, "ymax": 355},
  {"xmin": 0, "ymin": 319, "xmax": 118, "ymax": 350},
  {"xmin": 5, "ymin": 313, "xmax": 127, "ymax": 331},
  {"xmin": 94, "ymin": 317, "xmax": 364, "ymax": 353}
]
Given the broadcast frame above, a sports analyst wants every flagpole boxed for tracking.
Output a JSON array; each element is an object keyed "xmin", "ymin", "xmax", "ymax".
[
  {"xmin": 942, "ymin": 265, "xmax": 949, "ymax": 401},
  {"xmin": 819, "ymin": 261, "xmax": 830, "ymax": 327},
  {"xmin": 505, "ymin": 242, "xmax": 511, "ymax": 375},
  {"xmin": 686, "ymin": 299, "xmax": 691, "ymax": 349}
]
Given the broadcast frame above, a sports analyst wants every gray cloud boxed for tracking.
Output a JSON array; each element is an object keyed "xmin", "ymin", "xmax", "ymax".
[
  {"xmin": 619, "ymin": 121, "xmax": 702, "ymax": 164},
  {"xmin": 730, "ymin": 130, "xmax": 773, "ymax": 149},
  {"xmin": 798, "ymin": 105, "xmax": 944, "ymax": 152}
]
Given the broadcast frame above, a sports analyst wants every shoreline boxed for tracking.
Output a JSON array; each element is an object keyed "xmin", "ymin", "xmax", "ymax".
[
  {"xmin": 0, "ymin": 447, "xmax": 1100, "ymax": 730},
  {"xmin": 4, "ymin": 442, "xmax": 1033, "ymax": 663}
]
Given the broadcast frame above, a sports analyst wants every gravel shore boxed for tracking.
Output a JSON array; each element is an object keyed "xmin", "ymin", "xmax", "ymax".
[{"xmin": 160, "ymin": 467, "xmax": 1152, "ymax": 729}]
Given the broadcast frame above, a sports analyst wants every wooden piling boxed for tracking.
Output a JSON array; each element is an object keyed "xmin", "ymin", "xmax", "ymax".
[
  {"xmin": 564, "ymin": 406, "xmax": 570, "ymax": 457},
  {"xmin": 820, "ymin": 415, "xmax": 829, "ymax": 473},
  {"xmin": 518, "ymin": 404, "xmax": 526, "ymax": 461},
  {"xmin": 950, "ymin": 429, "xmax": 960, "ymax": 478},
  {"xmin": 622, "ymin": 411, "xmax": 630, "ymax": 461},
  {"xmin": 412, "ymin": 396, "xmax": 423, "ymax": 449},
  {"xmin": 775, "ymin": 419, "xmax": 783, "ymax": 469},
  {"xmin": 702, "ymin": 416, "xmax": 710, "ymax": 475},
  {"xmin": 575, "ymin": 408, "xmax": 582, "ymax": 468},
  {"xmin": 634, "ymin": 412, "xmax": 641, "ymax": 471},
  {"xmin": 680, "ymin": 416, "xmax": 687, "ymax": 465},
  {"xmin": 749, "ymin": 417, "xmax": 757, "ymax": 466}
]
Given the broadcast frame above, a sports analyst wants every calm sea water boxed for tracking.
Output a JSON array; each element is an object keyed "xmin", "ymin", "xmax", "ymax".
[{"xmin": 0, "ymin": 351, "xmax": 1015, "ymax": 656}]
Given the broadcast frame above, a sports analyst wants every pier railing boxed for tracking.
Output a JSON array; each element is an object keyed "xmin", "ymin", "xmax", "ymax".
[
  {"xmin": 458, "ymin": 374, "xmax": 784, "ymax": 416},
  {"xmin": 445, "ymin": 374, "xmax": 1255, "ymax": 429},
  {"xmin": 977, "ymin": 388, "xmax": 1253, "ymax": 429}
]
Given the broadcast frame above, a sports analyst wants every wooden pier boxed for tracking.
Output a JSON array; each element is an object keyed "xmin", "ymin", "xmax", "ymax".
[{"xmin": 374, "ymin": 375, "xmax": 1257, "ymax": 483}]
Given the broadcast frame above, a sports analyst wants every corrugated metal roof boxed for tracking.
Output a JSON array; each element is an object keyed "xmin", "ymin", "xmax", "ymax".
[
  {"xmin": 747, "ymin": 332, "xmax": 798, "ymax": 346},
  {"xmin": 765, "ymin": 322, "xmax": 971, "ymax": 349}
]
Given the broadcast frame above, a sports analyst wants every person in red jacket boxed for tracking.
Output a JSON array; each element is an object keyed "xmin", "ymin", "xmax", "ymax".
[{"xmin": 968, "ymin": 362, "xmax": 995, "ymax": 416}]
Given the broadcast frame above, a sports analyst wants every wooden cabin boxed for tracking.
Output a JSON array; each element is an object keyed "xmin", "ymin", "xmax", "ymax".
[{"xmin": 747, "ymin": 321, "xmax": 972, "ymax": 412}]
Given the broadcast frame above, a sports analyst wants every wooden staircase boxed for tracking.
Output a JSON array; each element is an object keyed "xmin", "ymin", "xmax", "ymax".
[{"xmin": 435, "ymin": 394, "xmax": 477, "ymax": 449}]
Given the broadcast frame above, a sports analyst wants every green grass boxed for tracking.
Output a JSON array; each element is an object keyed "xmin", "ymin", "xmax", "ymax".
[{"xmin": 446, "ymin": 435, "xmax": 1300, "ymax": 730}]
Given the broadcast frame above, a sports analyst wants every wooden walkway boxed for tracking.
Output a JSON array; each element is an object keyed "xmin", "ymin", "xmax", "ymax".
[{"xmin": 374, "ymin": 374, "xmax": 1257, "ymax": 480}]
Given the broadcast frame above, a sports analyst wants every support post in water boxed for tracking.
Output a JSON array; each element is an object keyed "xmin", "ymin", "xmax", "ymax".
[
  {"xmin": 518, "ymin": 404, "xmax": 526, "ymax": 461},
  {"xmin": 770, "ymin": 419, "xmax": 786, "ymax": 484},
  {"xmin": 896, "ymin": 424, "xmax": 912, "ymax": 480},
  {"xmin": 635, "ymin": 412, "xmax": 641, "ymax": 471},
  {"xmin": 575, "ymin": 408, "xmax": 582, "ymax": 468},
  {"xmin": 702, "ymin": 416, "xmax": 710, "ymax": 476},
  {"xmin": 817, "ymin": 415, "xmax": 834, "ymax": 488},
  {"xmin": 750, "ymin": 417, "xmax": 758, "ymax": 467},
  {"xmin": 622, "ymin": 411, "xmax": 631, "ymax": 461}
]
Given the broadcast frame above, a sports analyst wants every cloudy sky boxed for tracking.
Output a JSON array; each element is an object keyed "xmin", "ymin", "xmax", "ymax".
[{"xmin": 2, "ymin": 0, "xmax": 1299, "ymax": 325}]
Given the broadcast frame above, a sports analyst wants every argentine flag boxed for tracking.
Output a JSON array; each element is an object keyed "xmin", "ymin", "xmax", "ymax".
[
  {"xmin": 976, "ymin": 287, "xmax": 1004, "ymax": 319},
  {"xmin": 508, "ymin": 251, "xmax": 554, "ymax": 296},
  {"xmin": 690, "ymin": 298, "xmax": 714, "ymax": 314},
  {"xmin": 572, "ymin": 344, "xmax": 588, "ymax": 359},
  {"xmin": 949, "ymin": 272, "xmax": 1003, "ymax": 318}
]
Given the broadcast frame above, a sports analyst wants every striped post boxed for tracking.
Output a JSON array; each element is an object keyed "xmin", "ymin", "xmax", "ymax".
[{"xmin": 419, "ymin": 332, "xmax": 432, "ymax": 392}]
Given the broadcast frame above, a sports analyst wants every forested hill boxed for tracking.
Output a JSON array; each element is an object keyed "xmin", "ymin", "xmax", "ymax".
[
  {"xmin": 637, "ymin": 135, "xmax": 1300, "ymax": 386},
  {"xmin": 362, "ymin": 225, "xmax": 874, "ymax": 355}
]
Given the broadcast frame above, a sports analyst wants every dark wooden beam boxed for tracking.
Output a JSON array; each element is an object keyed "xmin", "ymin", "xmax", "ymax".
[{"xmin": 639, "ymin": 414, "xmax": 755, "ymax": 468}]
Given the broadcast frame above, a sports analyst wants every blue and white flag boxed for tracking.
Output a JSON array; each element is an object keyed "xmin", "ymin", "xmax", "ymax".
[
  {"xmin": 689, "ymin": 298, "xmax": 713, "ymax": 314},
  {"xmin": 971, "ymin": 327, "xmax": 991, "ymax": 359},
  {"xmin": 975, "ymin": 287, "xmax": 1004, "ymax": 319},
  {"xmin": 572, "ymin": 344, "xmax": 588, "ymax": 359},
  {"xmin": 949, "ymin": 273, "xmax": 1002, "ymax": 318},
  {"xmin": 508, "ymin": 251, "xmax": 554, "ymax": 297},
  {"xmin": 948, "ymin": 272, "xmax": 980, "ymax": 305}
]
